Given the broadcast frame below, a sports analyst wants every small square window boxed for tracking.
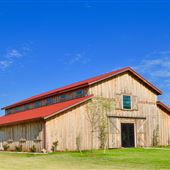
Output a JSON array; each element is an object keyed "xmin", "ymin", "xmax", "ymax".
[
  {"xmin": 75, "ymin": 90, "xmax": 84, "ymax": 97},
  {"xmin": 123, "ymin": 95, "xmax": 131, "ymax": 109},
  {"xmin": 46, "ymin": 98, "xmax": 54, "ymax": 105},
  {"xmin": 34, "ymin": 101, "xmax": 41, "ymax": 108},
  {"xmin": 6, "ymin": 110, "xmax": 11, "ymax": 114},
  {"xmin": 15, "ymin": 107, "xmax": 20, "ymax": 112},
  {"xmin": 59, "ymin": 95, "xmax": 66, "ymax": 102},
  {"xmin": 24, "ymin": 104, "xmax": 30, "ymax": 110}
]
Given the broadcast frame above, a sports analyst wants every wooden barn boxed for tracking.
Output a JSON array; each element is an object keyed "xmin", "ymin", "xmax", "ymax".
[{"xmin": 0, "ymin": 67, "xmax": 169, "ymax": 152}]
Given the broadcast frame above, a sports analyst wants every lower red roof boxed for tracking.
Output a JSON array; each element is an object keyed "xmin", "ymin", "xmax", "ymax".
[
  {"xmin": 0, "ymin": 95, "xmax": 93, "ymax": 126},
  {"xmin": 157, "ymin": 101, "xmax": 170, "ymax": 114}
]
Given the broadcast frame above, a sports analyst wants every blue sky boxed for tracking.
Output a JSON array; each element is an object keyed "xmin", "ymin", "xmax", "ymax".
[{"xmin": 0, "ymin": 1, "xmax": 170, "ymax": 115}]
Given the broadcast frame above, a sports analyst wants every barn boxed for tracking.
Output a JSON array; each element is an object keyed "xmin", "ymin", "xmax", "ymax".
[{"xmin": 0, "ymin": 67, "xmax": 169, "ymax": 152}]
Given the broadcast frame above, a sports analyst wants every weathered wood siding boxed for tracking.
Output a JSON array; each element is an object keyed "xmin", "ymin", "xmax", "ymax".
[
  {"xmin": 0, "ymin": 121, "xmax": 44, "ymax": 152},
  {"xmin": 45, "ymin": 102, "xmax": 99, "ymax": 151},
  {"xmin": 158, "ymin": 108, "xmax": 170, "ymax": 146},
  {"xmin": 45, "ymin": 72, "xmax": 164, "ymax": 151},
  {"xmin": 88, "ymin": 72, "xmax": 159, "ymax": 147}
]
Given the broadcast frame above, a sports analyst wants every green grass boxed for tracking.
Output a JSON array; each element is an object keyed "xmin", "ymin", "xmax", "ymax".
[{"xmin": 0, "ymin": 148, "xmax": 170, "ymax": 170}]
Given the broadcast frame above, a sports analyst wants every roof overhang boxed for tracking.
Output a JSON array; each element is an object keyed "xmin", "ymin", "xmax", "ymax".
[
  {"xmin": 89, "ymin": 67, "xmax": 162, "ymax": 95},
  {"xmin": 0, "ymin": 95, "xmax": 93, "ymax": 127},
  {"xmin": 157, "ymin": 101, "xmax": 170, "ymax": 114},
  {"xmin": 2, "ymin": 67, "xmax": 162, "ymax": 110}
]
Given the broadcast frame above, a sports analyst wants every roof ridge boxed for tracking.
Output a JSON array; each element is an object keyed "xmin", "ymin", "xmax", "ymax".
[{"xmin": 2, "ymin": 66, "xmax": 161, "ymax": 110}]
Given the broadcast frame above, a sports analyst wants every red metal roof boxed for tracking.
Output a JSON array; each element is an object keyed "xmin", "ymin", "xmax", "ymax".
[
  {"xmin": 0, "ymin": 95, "xmax": 93, "ymax": 126},
  {"xmin": 2, "ymin": 67, "xmax": 162, "ymax": 110},
  {"xmin": 157, "ymin": 101, "xmax": 170, "ymax": 114}
]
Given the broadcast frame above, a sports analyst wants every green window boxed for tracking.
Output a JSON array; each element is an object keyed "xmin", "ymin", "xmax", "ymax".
[
  {"xmin": 15, "ymin": 107, "xmax": 20, "ymax": 112},
  {"xmin": 34, "ymin": 101, "xmax": 41, "ymax": 108},
  {"xmin": 59, "ymin": 94, "xmax": 66, "ymax": 101},
  {"xmin": 46, "ymin": 98, "xmax": 54, "ymax": 105},
  {"xmin": 123, "ymin": 95, "xmax": 131, "ymax": 109},
  {"xmin": 24, "ymin": 104, "xmax": 30, "ymax": 110},
  {"xmin": 75, "ymin": 90, "xmax": 84, "ymax": 97}
]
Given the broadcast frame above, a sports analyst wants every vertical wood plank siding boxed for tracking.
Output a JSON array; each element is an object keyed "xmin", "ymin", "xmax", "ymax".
[
  {"xmin": 44, "ymin": 72, "xmax": 169, "ymax": 151},
  {"xmin": 1, "ymin": 72, "xmax": 169, "ymax": 152},
  {"xmin": 0, "ymin": 121, "xmax": 44, "ymax": 152},
  {"xmin": 158, "ymin": 108, "xmax": 170, "ymax": 145}
]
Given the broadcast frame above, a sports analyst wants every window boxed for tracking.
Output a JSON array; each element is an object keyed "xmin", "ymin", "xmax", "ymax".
[
  {"xmin": 15, "ymin": 107, "xmax": 20, "ymax": 112},
  {"xmin": 123, "ymin": 95, "xmax": 131, "ymax": 109},
  {"xmin": 24, "ymin": 104, "xmax": 30, "ymax": 110},
  {"xmin": 46, "ymin": 98, "xmax": 54, "ymax": 105},
  {"xmin": 75, "ymin": 90, "xmax": 84, "ymax": 97},
  {"xmin": 34, "ymin": 101, "xmax": 41, "ymax": 108},
  {"xmin": 59, "ymin": 94, "xmax": 66, "ymax": 102},
  {"xmin": 6, "ymin": 110, "xmax": 11, "ymax": 115}
]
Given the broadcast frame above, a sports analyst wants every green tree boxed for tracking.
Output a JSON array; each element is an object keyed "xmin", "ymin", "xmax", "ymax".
[{"xmin": 86, "ymin": 96, "xmax": 114, "ymax": 150}]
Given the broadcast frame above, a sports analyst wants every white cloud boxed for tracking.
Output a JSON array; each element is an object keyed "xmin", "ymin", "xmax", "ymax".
[
  {"xmin": 6, "ymin": 49, "xmax": 22, "ymax": 59},
  {"xmin": 0, "ymin": 60, "xmax": 12, "ymax": 70},
  {"xmin": 134, "ymin": 50, "xmax": 170, "ymax": 105},
  {"xmin": 0, "ymin": 46, "xmax": 31, "ymax": 71},
  {"xmin": 64, "ymin": 52, "xmax": 90, "ymax": 65},
  {"xmin": 135, "ymin": 51, "xmax": 170, "ymax": 78}
]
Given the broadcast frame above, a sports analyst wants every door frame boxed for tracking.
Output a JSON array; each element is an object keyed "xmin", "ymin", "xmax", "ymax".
[
  {"xmin": 121, "ymin": 123, "xmax": 135, "ymax": 147},
  {"xmin": 108, "ymin": 116, "xmax": 146, "ymax": 148},
  {"xmin": 120, "ymin": 119, "xmax": 136, "ymax": 147},
  {"xmin": 120, "ymin": 119, "xmax": 137, "ymax": 148}
]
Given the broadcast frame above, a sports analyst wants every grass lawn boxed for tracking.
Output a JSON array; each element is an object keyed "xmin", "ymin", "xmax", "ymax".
[{"xmin": 0, "ymin": 148, "xmax": 170, "ymax": 170}]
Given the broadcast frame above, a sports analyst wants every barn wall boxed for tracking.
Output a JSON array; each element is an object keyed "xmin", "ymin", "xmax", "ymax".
[
  {"xmin": 45, "ymin": 72, "xmax": 162, "ymax": 151},
  {"xmin": 158, "ymin": 108, "xmax": 170, "ymax": 146},
  {"xmin": 88, "ymin": 72, "xmax": 160, "ymax": 147},
  {"xmin": 0, "ymin": 121, "xmax": 44, "ymax": 152},
  {"xmin": 45, "ymin": 102, "xmax": 100, "ymax": 151},
  {"xmin": 88, "ymin": 72, "xmax": 157, "ymax": 102}
]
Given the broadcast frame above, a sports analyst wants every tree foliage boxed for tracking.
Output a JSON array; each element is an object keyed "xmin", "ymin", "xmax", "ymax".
[{"xmin": 86, "ymin": 96, "xmax": 114, "ymax": 150}]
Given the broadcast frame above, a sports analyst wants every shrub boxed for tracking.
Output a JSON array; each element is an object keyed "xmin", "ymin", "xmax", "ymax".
[
  {"xmin": 3, "ymin": 143, "xmax": 9, "ymax": 151},
  {"xmin": 153, "ymin": 125, "xmax": 159, "ymax": 147},
  {"xmin": 15, "ymin": 145, "xmax": 22, "ymax": 152},
  {"xmin": 76, "ymin": 135, "xmax": 81, "ymax": 152},
  {"xmin": 30, "ymin": 145, "xmax": 36, "ymax": 152},
  {"xmin": 51, "ymin": 140, "xmax": 58, "ymax": 152}
]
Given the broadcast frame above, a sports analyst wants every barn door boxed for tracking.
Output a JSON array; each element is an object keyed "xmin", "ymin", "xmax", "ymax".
[
  {"xmin": 121, "ymin": 123, "xmax": 135, "ymax": 147},
  {"xmin": 136, "ymin": 119, "xmax": 147, "ymax": 147},
  {"xmin": 108, "ymin": 118, "xmax": 121, "ymax": 148}
]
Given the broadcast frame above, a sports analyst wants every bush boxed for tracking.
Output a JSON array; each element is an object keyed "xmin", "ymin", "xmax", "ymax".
[
  {"xmin": 153, "ymin": 125, "xmax": 159, "ymax": 147},
  {"xmin": 15, "ymin": 145, "xmax": 22, "ymax": 152},
  {"xmin": 3, "ymin": 143, "xmax": 9, "ymax": 151},
  {"xmin": 30, "ymin": 145, "xmax": 36, "ymax": 152},
  {"xmin": 51, "ymin": 140, "xmax": 58, "ymax": 152},
  {"xmin": 76, "ymin": 135, "xmax": 81, "ymax": 152}
]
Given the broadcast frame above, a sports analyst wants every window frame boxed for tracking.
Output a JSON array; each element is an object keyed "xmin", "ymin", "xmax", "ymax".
[
  {"xmin": 75, "ymin": 89, "xmax": 84, "ymax": 98},
  {"xmin": 34, "ymin": 101, "xmax": 42, "ymax": 108},
  {"xmin": 46, "ymin": 98, "xmax": 54, "ymax": 105},
  {"xmin": 59, "ymin": 94, "xmax": 66, "ymax": 102},
  {"xmin": 122, "ymin": 95, "xmax": 132, "ymax": 110}
]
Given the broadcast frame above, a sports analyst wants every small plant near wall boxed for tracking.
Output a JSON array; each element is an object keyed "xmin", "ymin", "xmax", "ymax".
[
  {"xmin": 76, "ymin": 134, "xmax": 82, "ymax": 152},
  {"xmin": 30, "ymin": 145, "xmax": 36, "ymax": 152},
  {"xmin": 3, "ymin": 143, "xmax": 9, "ymax": 151},
  {"xmin": 98, "ymin": 118, "xmax": 108, "ymax": 149},
  {"xmin": 7, "ymin": 139, "xmax": 13, "ymax": 144},
  {"xmin": 19, "ymin": 138, "xmax": 26, "ymax": 143},
  {"xmin": 15, "ymin": 144, "xmax": 22, "ymax": 152},
  {"xmin": 51, "ymin": 140, "xmax": 59, "ymax": 152},
  {"xmin": 153, "ymin": 125, "xmax": 159, "ymax": 147}
]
